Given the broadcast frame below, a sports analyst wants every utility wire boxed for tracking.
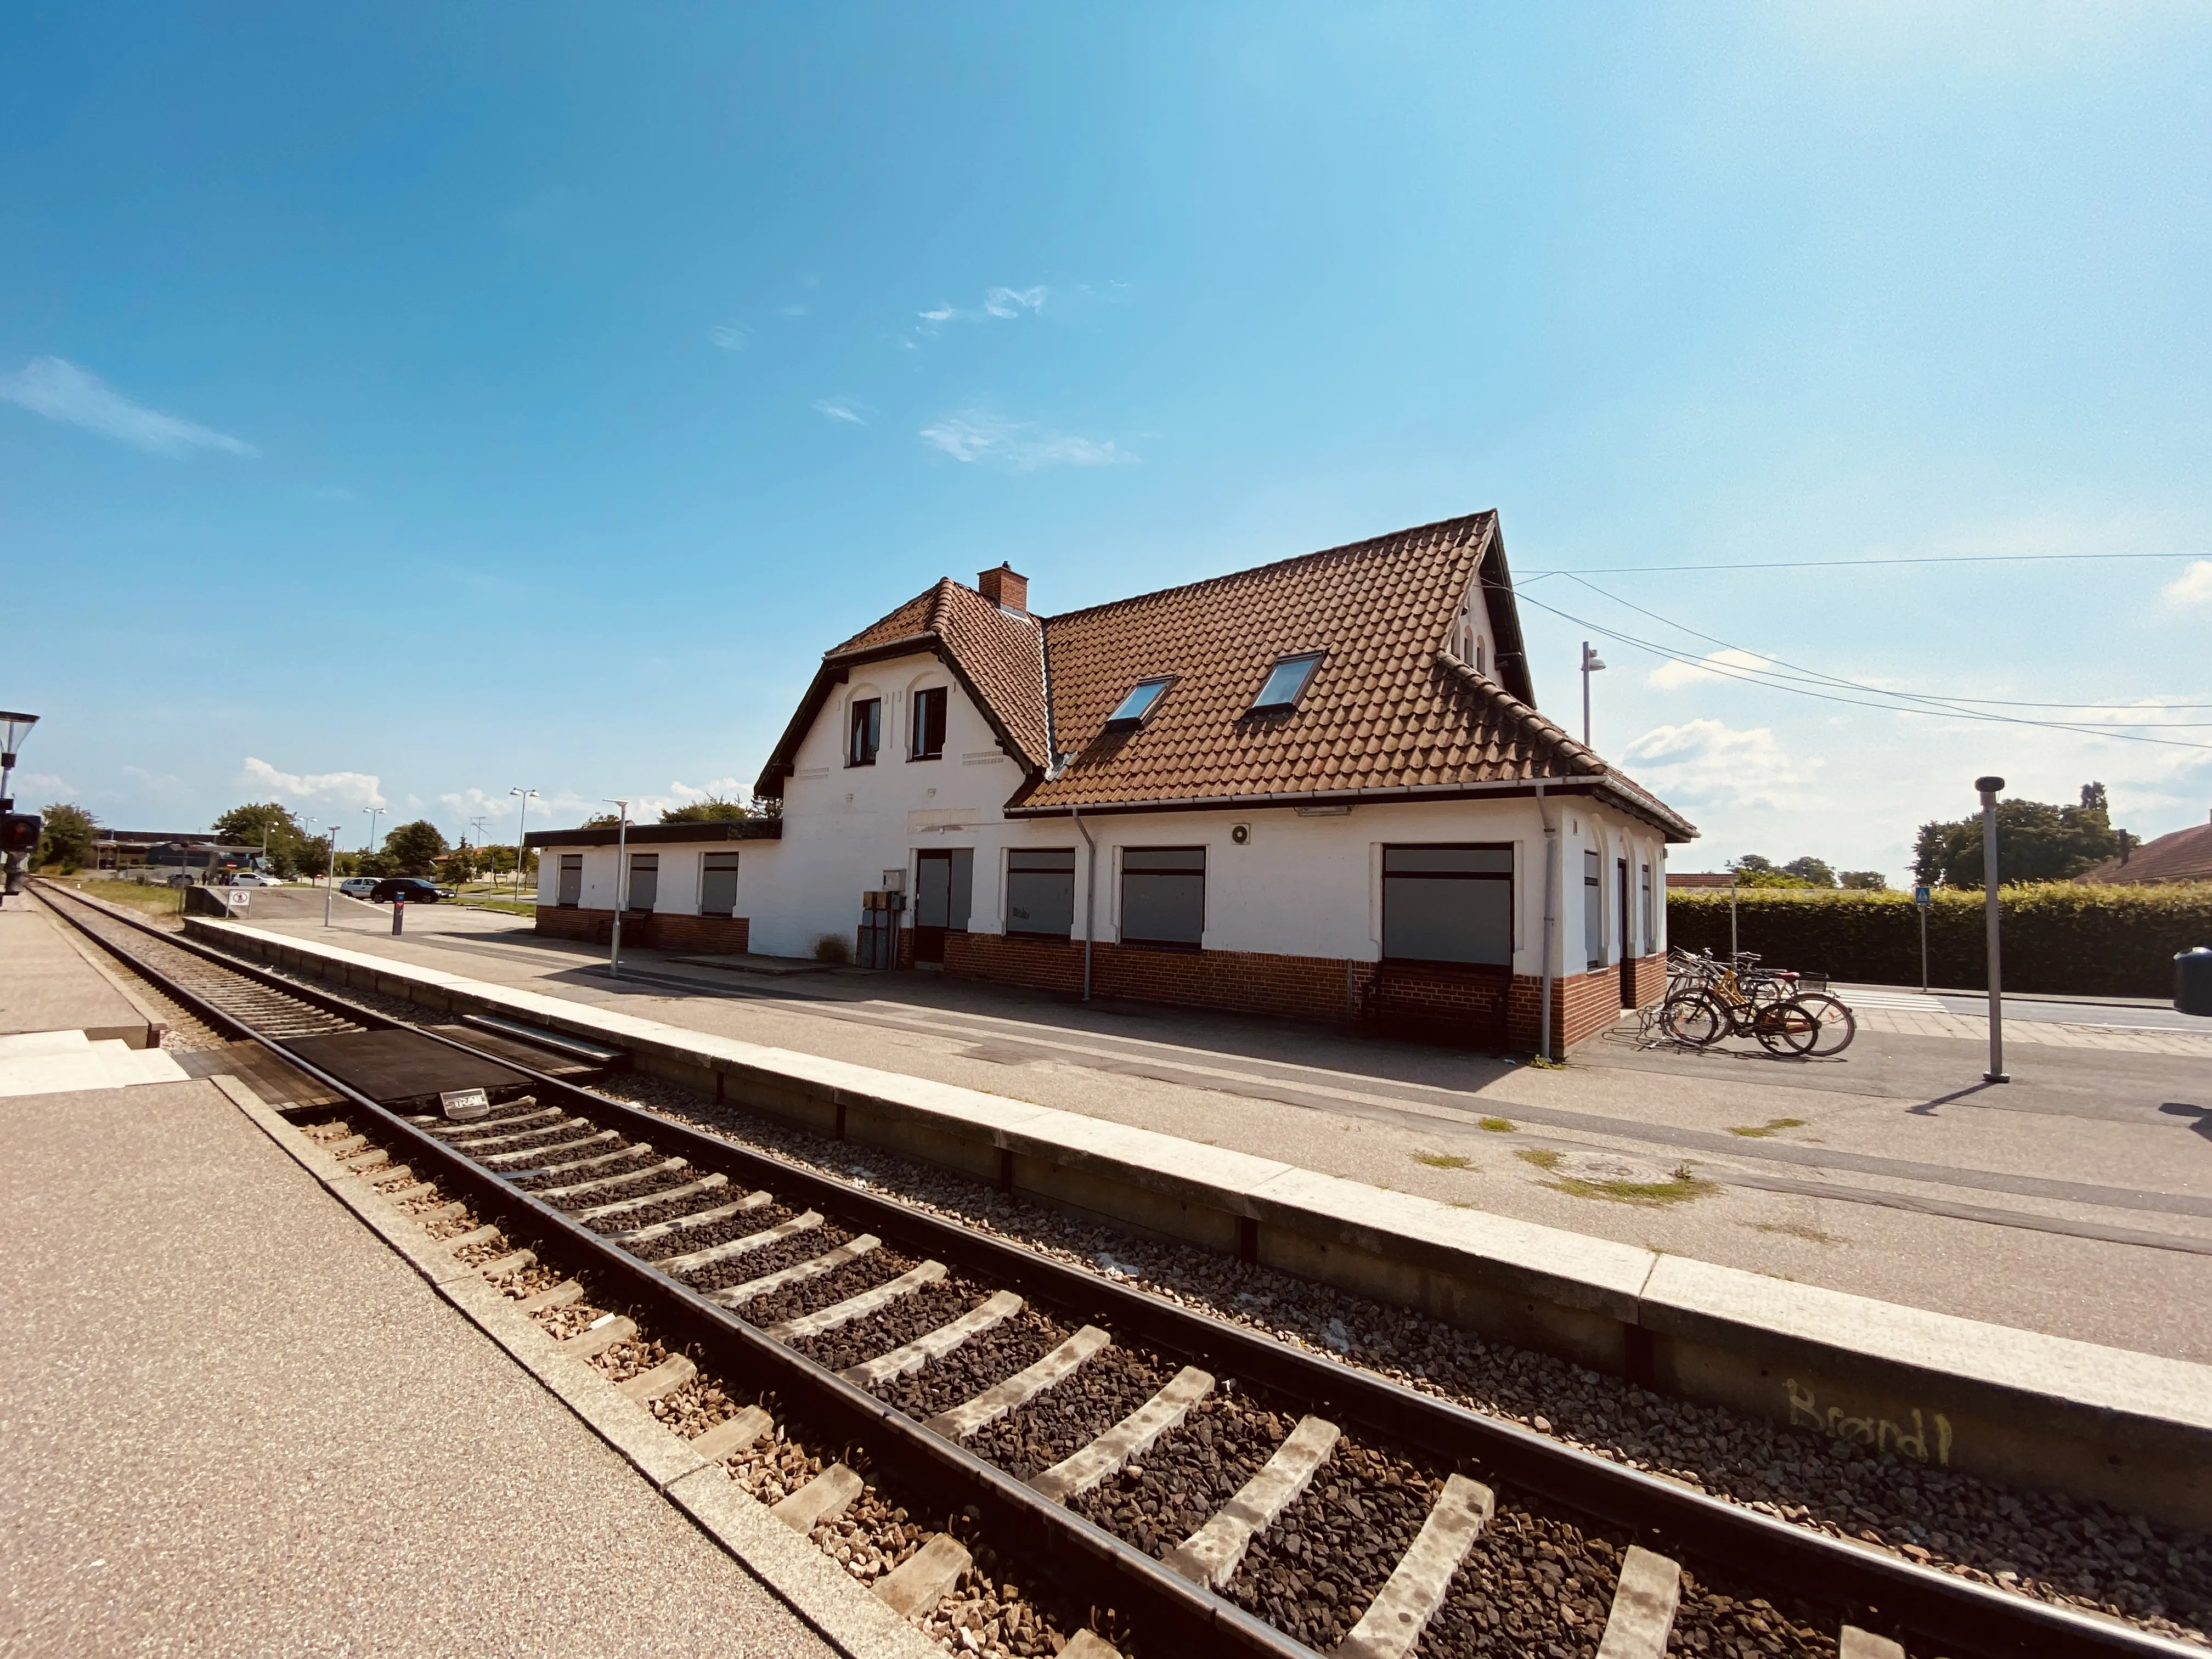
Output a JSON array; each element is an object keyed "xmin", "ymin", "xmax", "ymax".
[
  {"xmin": 1522, "ymin": 550, "xmax": 2195, "ymax": 574},
  {"xmin": 1513, "ymin": 591, "xmax": 2212, "ymax": 751},
  {"xmin": 1555, "ymin": 573, "xmax": 2212, "ymax": 716}
]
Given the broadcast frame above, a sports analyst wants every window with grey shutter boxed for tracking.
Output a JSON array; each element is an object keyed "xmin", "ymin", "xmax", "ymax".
[
  {"xmin": 701, "ymin": 852, "xmax": 739, "ymax": 916},
  {"xmin": 1121, "ymin": 847, "xmax": 1205, "ymax": 948},
  {"xmin": 1583, "ymin": 849, "xmax": 1603, "ymax": 970},
  {"xmin": 848, "ymin": 698, "xmax": 881, "ymax": 765},
  {"xmin": 557, "ymin": 854, "xmax": 582, "ymax": 907},
  {"xmin": 911, "ymin": 687, "xmax": 947, "ymax": 759},
  {"xmin": 627, "ymin": 852, "xmax": 658, "ymax": 912},
  {"xmin": 1382, "ymin": 845, "xmax": 1512, "ymax": 966},
  {"xmin": 1006, "ymin": 849, "xmax": 1075, "ymax": 938}
]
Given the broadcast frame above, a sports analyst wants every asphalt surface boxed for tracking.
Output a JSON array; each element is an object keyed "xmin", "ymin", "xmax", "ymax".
[{"xmin": 0, "ymin": 1074, "xmax": 836, "ymax": 1657}]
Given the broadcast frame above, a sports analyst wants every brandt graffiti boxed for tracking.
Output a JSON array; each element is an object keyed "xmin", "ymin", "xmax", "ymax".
[{"xmin": 1787, "ymin": 1379, "xmax": 1953, "ymax": 1466}]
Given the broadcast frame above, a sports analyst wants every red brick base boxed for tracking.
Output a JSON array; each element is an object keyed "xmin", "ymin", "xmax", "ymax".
[
  {"xmin": 534, "ymin": 907, "xmax": 749, "ymax": 954},
  {"xmin": 944, "ymin": 933, "xmax": 1362, "ymax": 1024}
]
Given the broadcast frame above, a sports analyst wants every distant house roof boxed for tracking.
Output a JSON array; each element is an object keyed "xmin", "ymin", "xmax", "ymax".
[
  {"xmin": 524, "ymin": 820, "xmax": 781, "ymax": 850},
  {"xmin": 2076, "ymin": 815, "xmax": 2212, "ymax": 885},
  {"xmin": 755, "ymin": 511, "xmax": 1697, "ymax": 842},
  {"xmin": 1666, "ymin": 871, "xmax": 1737, "ymax": 889}
]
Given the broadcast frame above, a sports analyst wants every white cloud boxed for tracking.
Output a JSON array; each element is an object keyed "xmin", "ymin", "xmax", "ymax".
[
  {"xmin": 1621, "ymin": 719, "xmax": 1817, "ymax": 810},
  {"xmin": 0, "ymin": 357, "xmax": 258, "ymax": 457},
  {"xmin": 982, "ymin": 285, "xmax": 1047, "ymax": 318},
  {"xmin": 916, "ymin": 284, "xmax": 1051, "ymax": 330},
  {"xmin": 2163, "ymin": 560, "xmax": 2212, "ymax": 608},
  {"xmin": 919, "ymin": 412, "xmax": 1135, "ymax": 471},
  {"xmin": 812, "ymin": 398, "xmax": 866, "ymax": 425},
  {"xmin": 710, "ymin": 325, "xmax": 751, "ymax": 351},
  {"xmin": 1645, "ymin": 647, "xmax": 1773, "ymax": 690},
  {"xmin": 780, "ymin": 303, "xmax": 810, "ymax": 319},
  {"xmin": 14, "ymin": 771, "xmax": 80, "ymax": 800},
  {"xmin": 240, "ymin": 757, "xmax": 386, "ymax": 809}
]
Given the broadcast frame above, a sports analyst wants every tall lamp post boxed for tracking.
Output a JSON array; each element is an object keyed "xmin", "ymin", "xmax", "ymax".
[
  {"xmin": 1976, "ymin": 776, "xmax": 2009, "ymax": 1084},
  {"xmin": 323, "ymin": 825, "xmax": 341, "ymax": 927},
  {"xmin": 1, "ymin": 711, "xmax": 41, "ymax": 902},
  {"xmin": 1580, "ymin": 642, "xmax": 1606, "ymax": 747},
  {"xmin": 363, "ymin": 804, "xmax": 385, "ymax": 857},
  {"xmin": 510, "ymin": 787, "xmax": 538, "ymax": 899},
  {"xmin": 605, "ymin": 799, "xmax": 630, "ymax": 978}
]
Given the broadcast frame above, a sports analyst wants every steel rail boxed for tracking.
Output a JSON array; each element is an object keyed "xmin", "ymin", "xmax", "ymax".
[{"xmin": 40, "ymin": 883, "xmax": 2198, "ymax": 1659}]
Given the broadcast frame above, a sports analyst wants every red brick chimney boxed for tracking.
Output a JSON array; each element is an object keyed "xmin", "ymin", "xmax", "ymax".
[{"xmin": 978, "ymin": 563, "xmax": 1028, "ymax": 613}]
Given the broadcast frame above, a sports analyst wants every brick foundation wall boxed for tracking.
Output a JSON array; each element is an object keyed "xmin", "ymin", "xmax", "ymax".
[
  {"xmin": 533, "ymin": 906, "xmax": 748, "ymax": 955},
  {"xmin": 945, "ymin": 933, "xmax": 1361, "ymax": 1024},
  {"xmin": 1504, "ymin": 967, "xmax": 1627, "ymax": 1059},
  {"xmin": 1632, "ymin": 952, "xmax": 1667, "ymax": 1009}
]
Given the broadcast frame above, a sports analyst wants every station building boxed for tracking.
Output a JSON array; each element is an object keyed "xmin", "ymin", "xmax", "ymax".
[{"xmin": 526, "ymin": 512, "xmax": 1697, "ymax": 1055}]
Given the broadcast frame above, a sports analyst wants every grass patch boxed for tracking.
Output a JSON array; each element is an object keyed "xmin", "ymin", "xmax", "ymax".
[
  {"xmin": 1478, "ymin": 1116, "xmax": 1516, "ymax": 1133},
  {"xmin": 1514, "ymin": 1148, "xmax": 1562, "ymax": 1170},
  {"xmin": 1751, "ymin": 1221, "xmax": 1844, "ymax": 1245},
  {"xmin": 455, "ymin": 897, "xmax": 537, "ymax": 916},
  {"xmin": 1412, "ymin": 1151, "xmax": 1474, "ymax": 1170},
  {"xmin": 1543, "ymin": 1163, "xmax": 1716, "ymax": 1208},
  {"xmin": 1727, "ymin": 1117, "xmax": 1808, "ymax": 1138},
  {"xmin": 65, "ymin": 878, "xmax": 184, "ymax": 918}
]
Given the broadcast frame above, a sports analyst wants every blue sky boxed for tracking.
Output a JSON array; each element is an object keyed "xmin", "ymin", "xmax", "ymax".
[{"xmin": 4, "ymin": 3, "xmax": 2208, "ymax": 878}]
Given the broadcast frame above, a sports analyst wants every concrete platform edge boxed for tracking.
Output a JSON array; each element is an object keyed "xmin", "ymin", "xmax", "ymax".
[
  {"xmin": 194, "ymin": 917, "xmax": 2212, "ymax": 1529},
  {"xmin": 204, "ymin": 1070, "xmax": 944, "ymax": 1659}
]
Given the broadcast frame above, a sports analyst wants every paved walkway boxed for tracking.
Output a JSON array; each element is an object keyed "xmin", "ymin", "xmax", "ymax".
[
  {"xmin": 0, "ymin": 901, "xmax": 835, "ymax": 1657},
  {"xmin": 0, "ymin": 899, "xmax": 151, "ymax": 1038},
  {"xmin": 197, "ymin": 898, "xmax": 2212, "ymax": 1366}
]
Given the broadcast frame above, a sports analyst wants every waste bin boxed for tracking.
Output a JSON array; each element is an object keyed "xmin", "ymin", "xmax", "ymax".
[{"xmin": 2178, "ymin": 945, "xmax": 2212, "ymax": 1018}]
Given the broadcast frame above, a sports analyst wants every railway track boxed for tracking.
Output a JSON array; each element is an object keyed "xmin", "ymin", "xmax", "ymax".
[{"xmin": 40, "ymin": 882, "xmax": 2197, "ymax": 1659}]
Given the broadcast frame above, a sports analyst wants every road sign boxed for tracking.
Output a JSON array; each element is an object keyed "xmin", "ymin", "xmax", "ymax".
[
  {"xmin": 222, "ymin": 888, "xmax": 251, "ymax": 910},
  {"xmin": 1914, "ymin": 885, "xmax": 1931, "ymax": 908}
]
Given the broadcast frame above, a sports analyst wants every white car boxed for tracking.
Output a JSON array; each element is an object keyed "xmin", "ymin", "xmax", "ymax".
[
  {"xmin": 224, "ymin": 871, "xmax": 280, "ymax": 887},
  {"xmin": 338, "ymin": 876, "xmax": 380, "ymax": 899}
]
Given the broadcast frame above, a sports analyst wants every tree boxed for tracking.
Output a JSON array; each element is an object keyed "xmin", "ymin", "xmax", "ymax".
[
  {"xmin": 212, "ymin": 802, "xmax": 315, "ymax": 878},
  {"xmin": 38, "ymin": 803, "xmax": 98, "ymax": 872},
  {"xmin": 660, "ymin": 793, "xmax": 751, "ymax": 824},
  {"xmin": 1726, "ymin": 854, "xmax": 1816, "ymax": 889},
  {"xmin": 436, "ymin": 847, "xmax": 478, "ymax": 885},
  {"xmin": 1839, "ymin": 870, "xmax": 1889, "ymax": 890},
  {"xmin": 382, "ymin": 819, "xmax": 450, "ymax": 876},
  {"xmin": 1781, "ymin": 856, "xmax": 1839, "ymax": 888},
  {"xmin": 1913, "ymin": 787, "xmax": 2125, "ymax": 888}
]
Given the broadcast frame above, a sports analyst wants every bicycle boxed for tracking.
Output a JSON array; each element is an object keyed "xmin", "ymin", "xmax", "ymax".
[{"xmin": 1657, "ymin": 953, "xmax": 1822, "ymax": 1056}]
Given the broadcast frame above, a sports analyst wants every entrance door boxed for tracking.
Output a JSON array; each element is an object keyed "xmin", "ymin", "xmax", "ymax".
[
  {"xmin": 1617, "ymin": 857, "xmax": 1635, "ymax": 1007},
  {"xmin": 911, "ymin": 849, "xmax": 973, "ymax": 965}
]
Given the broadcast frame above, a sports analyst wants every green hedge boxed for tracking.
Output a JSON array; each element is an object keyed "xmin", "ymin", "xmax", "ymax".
[{"xmin": 1666, "ymin": 882, "xmax": 2212, "ymax": 998}]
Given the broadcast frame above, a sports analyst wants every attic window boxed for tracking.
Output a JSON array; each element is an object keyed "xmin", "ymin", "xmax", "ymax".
[
  {"xmin": 1105, "ymin": 678, "xmax": 1172, "ymax": 728},
  {"xmin": 1250, "ymin": 652, "xmax": 1323, "ymax": 712}
]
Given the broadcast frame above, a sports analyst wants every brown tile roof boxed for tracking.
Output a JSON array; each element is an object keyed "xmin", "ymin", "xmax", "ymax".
[
  {"xmin": 1010, "ymin": 513, "xmax": 1694, "ymax": 838},
  {"xmin": 2076, "ymin": 816, "xmax": 2212, "ymax": 885},
  {"xmin": 758, "ymin": 511, "xmax": 1696, "ymax": 840},
  {"xmin": 757, "ymin": 578, "xmax": 1049, "ymax": 794}
]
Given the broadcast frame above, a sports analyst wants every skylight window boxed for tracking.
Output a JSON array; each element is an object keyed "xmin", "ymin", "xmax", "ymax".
[
  {"xmin": 1250, "ymin": 652, "xmax": 1323, "ymax": 712},
  {"xmin": 1105, "ymin": 678, "xmax": 1173, "ymax": 727}
]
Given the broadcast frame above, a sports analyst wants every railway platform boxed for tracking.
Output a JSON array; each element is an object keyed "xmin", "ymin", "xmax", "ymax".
[{"xmin": 0, "ymin": 900, "xmax": 845, "ymax": 1656}]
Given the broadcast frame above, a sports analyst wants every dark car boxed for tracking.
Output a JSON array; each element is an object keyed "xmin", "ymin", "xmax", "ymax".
[{"xmin": 368, "ymin": 877, "xmax": 452, "ymax": 904}]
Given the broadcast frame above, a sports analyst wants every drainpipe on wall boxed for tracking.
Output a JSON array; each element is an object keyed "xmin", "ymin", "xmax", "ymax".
[
  {"xmin": 1072, "ymin": 805, "xmax": 1096, "ymax": 1001},
  {"xmin": 1538, "ymin": 782, "xmax": 1558, "ymax": 1062}
]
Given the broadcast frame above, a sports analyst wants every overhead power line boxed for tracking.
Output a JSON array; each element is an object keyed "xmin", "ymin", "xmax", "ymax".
[
  {"xmin": 1523, "ymin": 550, "xmax": 2194, "ymax": 575},
  {"xmin": 1512, "ymin": 590, "xmax": 2212, "ymax": 752}
]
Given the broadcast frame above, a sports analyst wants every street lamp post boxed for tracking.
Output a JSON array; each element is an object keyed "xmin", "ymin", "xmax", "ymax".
[
  {"xmin": 605, "ymin": 799, "xmax": 630, "ymax": 978},
  {"xmin": 323, "ymin": 825, "xmax": 340, "ymax": 927},
  {"xmin": 510, "ymin": 787, "xmax": 538, "ymax": 899},
  {"xmin": 0, "ymin": 711, "xmax": 41, "ymax": 902},
  {"xmin": 363, "ymin": 804, "xmax": 385, "ymax": 856},
  {"xmin": 1580, "ymin": 642, "xmax": 1606, "ymax": 748},
  {"xmin": 1976, "ymin": 775, "xmax": 2009, "ymax": 1084}
]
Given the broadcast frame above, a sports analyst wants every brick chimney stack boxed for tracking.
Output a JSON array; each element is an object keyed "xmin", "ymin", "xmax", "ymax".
[{"xmin": 978, "ymin": 563, "xmax": 1029, "ymax": 613}]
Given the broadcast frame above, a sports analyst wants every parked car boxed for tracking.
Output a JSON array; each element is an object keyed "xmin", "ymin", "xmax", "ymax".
[
  {"xmin": 224, "ymin": 871, "xmax": 280, "ymax": 887},
  {"xmin": 368, "ymin": 877, "xmax": 454, "ymax": 904},
  {"xmin": 337, "ymin": 876, "xmax": 380, "ymax": 899}
]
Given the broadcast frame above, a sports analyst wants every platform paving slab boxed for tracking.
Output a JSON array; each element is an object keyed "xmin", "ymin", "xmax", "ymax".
[
  {"xmin": 0, "ymin": 901, "xmax": 152, "ymax": 1040},
  {"xmin": 0, "ymin": 1074, "xmax": 857, "ymax": 1658}
]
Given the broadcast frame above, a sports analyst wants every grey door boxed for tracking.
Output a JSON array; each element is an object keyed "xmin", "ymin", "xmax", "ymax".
[{"xmin": 911, "ymin": 849, "xmax": 973, "ymax": 964}]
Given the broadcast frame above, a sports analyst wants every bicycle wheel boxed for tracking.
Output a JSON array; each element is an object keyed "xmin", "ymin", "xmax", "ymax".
[
  {"xmin": 1788, "ymin": 991, "xmax": 1857, "ymax": 1057},
  {"xmin": 1754, "ymin": 997, "xmax": 1821, "ymax": 1057},
  {"xmin": 1659, "ymin": 990, "xmax": 1725, "ymax": 1047}
]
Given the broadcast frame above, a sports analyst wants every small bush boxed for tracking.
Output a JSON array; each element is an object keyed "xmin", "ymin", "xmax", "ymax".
[
  {"xmin": 1667, "ymin": 881, "xmax": 2212, "ymax": 997},
  {"xmin": 811, "ymin": 932, "xmax": 852, "ymax": 964}
]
